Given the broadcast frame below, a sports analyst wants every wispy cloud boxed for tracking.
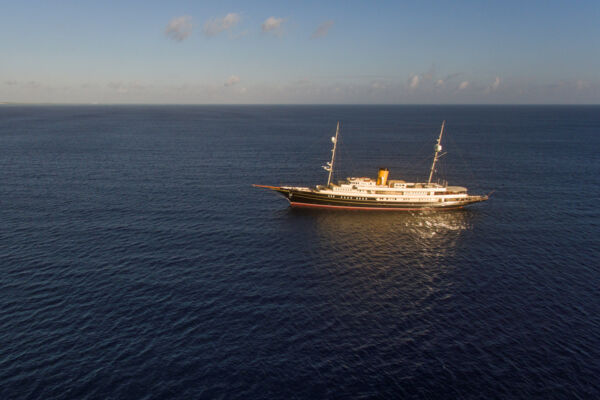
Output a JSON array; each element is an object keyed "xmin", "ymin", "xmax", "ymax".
[
  {"xmin": 262, "ymin": 16, "xmax": 285, "ymax": 35},
  {"xmin": 310, "ymin": 20, "xmax": 334, "ymax": 39},
  {"xmin": 409, "ymin": 75, "xmax": 421, "ymax": 89},
  {"xmin": 224, "ymin": 75, "xmax": 240, "ymax": 87},
  {"xmin": 5, "ymin": 77, "xmax": 598, "ymax": 105},
  {"xmin": 458, "ymin": 81, "xmax": 470, "ymax": 90},
  {"xmin": 491, "ymin": 76, "xmax": 501, "ymax": 91},
  {"xmin": 3, "ymin": 80, "xmax": 42, "ymax": 89},
  {"xmin": 435, "ymin": 73, "xmax": 461, "ymax": 88},
  {"xmin": 107, "ymin": 82, "xmax": 148, "ymax": 94},
  {"xmin": 203, "ymin": 13, "xmax": 241, "ymax": 37},
  {"xmin": 165, "ymin": 16, "xmax": 193, "ymax": 42},
  {"xmin": 576, "ymin": 80, "xmax": 591, "ymax": 90}
]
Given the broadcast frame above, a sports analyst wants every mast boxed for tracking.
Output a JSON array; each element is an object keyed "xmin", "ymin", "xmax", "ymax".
[
  {"xmin": 427, "ymin": 120, "xmax": 445, "ymax": 185},
  {"xmin": 323, "ymin": 121, "xmax": 340, "ymax": 186}
]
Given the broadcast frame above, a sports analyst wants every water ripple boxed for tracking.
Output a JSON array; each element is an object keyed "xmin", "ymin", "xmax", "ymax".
[{"xmin": 1, "ymin": 105, "xmax": 599, "ymax": 399}]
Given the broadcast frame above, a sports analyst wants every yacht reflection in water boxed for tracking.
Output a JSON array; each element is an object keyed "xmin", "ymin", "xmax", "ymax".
[
  {"xmin": 288, "ymin": 208, "xmax": 473, "ymax": 255},
  {"xmin": 285, "ymin": 208, "xmax": 476, "ymax": 287},
  {"xmin": 283, "ymin": 209, "xmax": 478, "ymax": 339}
]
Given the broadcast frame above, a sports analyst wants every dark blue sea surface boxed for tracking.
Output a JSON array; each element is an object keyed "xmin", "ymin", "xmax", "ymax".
[{"xmin": 1, "ymin": 105, "xmax": 599, "ymax": 399}]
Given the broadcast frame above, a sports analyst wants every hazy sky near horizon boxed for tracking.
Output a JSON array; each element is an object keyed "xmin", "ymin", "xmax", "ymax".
[{"xmin": 1, "ymin": 0, "xmax": 599, "ymax": 104}]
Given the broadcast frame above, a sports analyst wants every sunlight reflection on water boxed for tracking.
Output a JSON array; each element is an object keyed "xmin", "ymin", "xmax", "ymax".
[
  {"xmin": 289, "ymin": 208, "xmax": 472, "ymax": 254},
  {"xmin": 281, "ymin": 209, "xmax": 477, "ymax": 326}
]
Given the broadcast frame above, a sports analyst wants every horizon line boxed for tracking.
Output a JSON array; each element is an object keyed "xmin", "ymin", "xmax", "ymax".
[{"xmin": 2, "ymin": 102, "xmax": 600, "ymax": 107}]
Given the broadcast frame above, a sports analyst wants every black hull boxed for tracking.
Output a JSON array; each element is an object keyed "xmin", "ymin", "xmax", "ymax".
[{"xmin": 267, "ymin": 187, "xmax": 487, "ymax": 211}]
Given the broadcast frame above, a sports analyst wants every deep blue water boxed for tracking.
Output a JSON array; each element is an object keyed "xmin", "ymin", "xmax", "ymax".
[{"xmin": 1, "ymin": 105, "xmax": 599, "ymax": 399}]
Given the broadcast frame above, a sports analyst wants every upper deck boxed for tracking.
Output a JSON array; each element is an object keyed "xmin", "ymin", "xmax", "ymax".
[{"xmin": 316, "ymin": 177, "xmax": 468, "ymax": 196}]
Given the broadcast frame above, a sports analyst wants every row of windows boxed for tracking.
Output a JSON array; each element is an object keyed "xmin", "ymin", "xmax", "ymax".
[
  {"xmin": 328, "ymin": 195, "xmax": 369, "ymax": 200},
  {"xmin": 337, "ymin": 190, "xmax": 439, "ymax": 195},
  {"xmin": 377, "ymin": 198, "xmax": 433, "ymax": 201},
  {"xmin": 326, "ymin": 195, "xmax": 464, "ymax": 202}
]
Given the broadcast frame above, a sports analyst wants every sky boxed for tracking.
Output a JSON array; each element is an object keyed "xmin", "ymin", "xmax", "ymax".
[{"xmin": 1, "ymin": 0, "xmax": 599, "ymax": 104}]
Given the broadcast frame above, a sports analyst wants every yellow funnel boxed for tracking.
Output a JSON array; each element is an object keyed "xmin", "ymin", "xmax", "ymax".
[{"xmin": 377, "ymin": 168, "xmax": 389, "ymax": 185}]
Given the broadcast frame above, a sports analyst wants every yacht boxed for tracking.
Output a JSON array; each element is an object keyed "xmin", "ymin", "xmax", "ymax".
[{"xmin": 254, "ymin": 121, "xmax": 489, "ymax": 210}]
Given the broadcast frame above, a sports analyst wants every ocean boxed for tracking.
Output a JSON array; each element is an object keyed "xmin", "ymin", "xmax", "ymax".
[{"xmin": 1, "ymin": 105, "xmax": 599, "ymax": 398}]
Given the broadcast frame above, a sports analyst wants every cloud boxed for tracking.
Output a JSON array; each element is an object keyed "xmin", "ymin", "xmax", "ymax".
[
  {"xmin": 423, "ymin": 65, "xmax": 435, "ymax": 81},
  {"xmin": 108, "ymin": 82, "xmax": 129, "ymax": 94},
  {"xmin": 165, "ymin": 16, "xmax": 193, "ymax": 42},
  {"xmin": 224, "ymin": 75, "xmax": 240, "ymax": 87},
  {"xmin": 292, "ymin": 79, "xmax": 312, "ymax": 86},
  {"xmin": 435, "ymin": 73, "xmax": 462, "ymax": 89},
  {"xmin": 4, "ymin": 76, "xmax": 600, "ymax": 104},
  {"xmin": 458, "ymin": 81, "xmax": 470, "ymax": 90},
  {"xmin": 310, "ymin": 20, "xmax": 334, "ymax": 39},
  {"xmin": 3, "ymin": 80, "xmax": 42, "ymax": 89},
  {"xmin": 484, "ymin": 76, "xmax": 501, "ymax": 93},
  {"xmin": 203, "ymin": 13, "xmax": 241, "ymax": 37},
  {"xmin": 262, "ymin": 16, "xmax": 285, "ymax": 35},
  {"xmin": 490, "ymin": 76, "xmax": 501, "ymax": 91},
  {"xmin": 409, "ymin": 75, "xmax": 420, "ymax": 89},
  {"xmin": 107, "ymin": 82, "xmax": 147, "ymax": 94},
  {"xmin": 576, "ymin": 80, "xmax": 591, "ymax": 90},
  {"xmin": 406, "ymin": 68, "xmax": 456, "ymax": 91}
]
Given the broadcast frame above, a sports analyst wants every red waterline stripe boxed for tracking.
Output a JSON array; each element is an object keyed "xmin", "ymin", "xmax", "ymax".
[{"xmin": 289, "ymin": 202, "xmax": 464, "ymax": 211}]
